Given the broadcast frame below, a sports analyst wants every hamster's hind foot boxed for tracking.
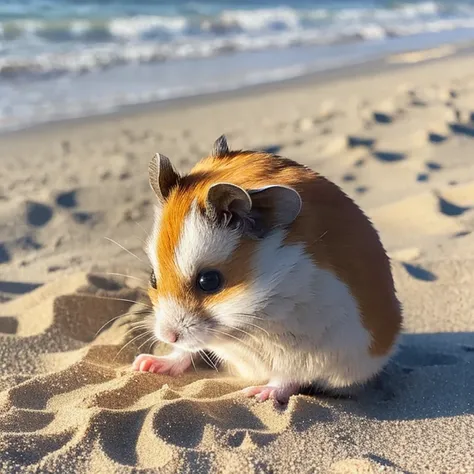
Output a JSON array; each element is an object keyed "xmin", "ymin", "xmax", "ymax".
[
  {"xmin": 241, "ymin": 381, "xmax": 300, "ymax": 404},
  {"xmin": 132, "ymin": 350, "xmax": 192, "ymax": 376}
]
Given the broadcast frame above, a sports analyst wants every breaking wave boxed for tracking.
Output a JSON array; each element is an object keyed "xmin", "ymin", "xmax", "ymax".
[{"xmin": 2, "ymin": 2, "xmax": 474, "ymax": 80}]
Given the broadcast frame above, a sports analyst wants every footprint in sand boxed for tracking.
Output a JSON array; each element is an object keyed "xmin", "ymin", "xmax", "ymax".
[
  {"xmin": 372, "ymin": 112, "xmax": 393, "ymax": 124},
  {"xmin": 449, "ymin": 122, "xmax": 474, "ymax": 138},
  {"xmin": 72, "ymin": 212, "xmax": 94, "ymax": 224},
  {"xmin": 0, "ymin": 316, "xmax": 18, "ymax": 334},
  {"xmin": 56, "ymin": 190, "xmax": 77, "ymax": 208},
  {"xmin": 16, "ymin": 235, "xmax": 42, "ymax": 251},
  {"xmin": 373, "ymin": 151, "xmax": 406, "ymax": 163},
  {"xmin": 93, "ymin": 410, "xmax": 150, "ymax": 466},
  {"xmin": 56, "ymin": 189, "xmax": 96, "ymax": 225},
  {"xmin": 347, "ymin": 135, "xmax": 375, "ymax": 148},
  {"xmin": 453, "ymin": 230, "xmax": 471, "ymax": 238},
  {"xmin": 402, "ymin": 263, "xmax": 437, "ymax": 282},
  {"xmin": 339, "ymin": 173, "xmax": 369, "ymax": 195},
  {"xmin": 416, "ymin": 162, "xmax": 443, "ymax": 183},
  {"xmin": 410, "ymin": 97, "xmax": 427, "ymax": 107},
  {"xmin": 0, "ymin": 430, "xmax": 74, "ymax": 466},
  {"xmin": 0, "ymin": 243, "xmax": 11, "ymax": 264},
  {"xmin": 152, "ymin": 400, "xmax": 276, "ymax": 449},
  {"xmin": 0, "ymin": 409, "xmax": 54, "ymax": 433},
  {"xmin": 87, "ymin": 274, "xmax": 124, "ymax": 292},
  {"xmin": 355, "ymin": 186, "xmax": 369, "ymax": 194},
  {"xmin": 26, "ymin": 201, "xmax": 53, "ymax": 227},
  {"xmin": 426, "ymin": 161, "xmax": 442, "ymax": 171},
  {"xmin": 428, "ymin": 132, "xmax": 447, "ymax": 144},
  {"xmin": 342, "ymin": 173, "xmax": 356, "ymax": 182},
  {"xmin": 436, "ymin": 194, "xmax": 470, "ymax": 217},
  {"xmin": 0, "ymin": 281, "xmax": 42, "ymax": 295}
]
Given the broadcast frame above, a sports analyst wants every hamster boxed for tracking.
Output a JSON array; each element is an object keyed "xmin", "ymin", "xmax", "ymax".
[{"xmin": 132, "ymin": 135, "xmax": 402, "ymax": 404}]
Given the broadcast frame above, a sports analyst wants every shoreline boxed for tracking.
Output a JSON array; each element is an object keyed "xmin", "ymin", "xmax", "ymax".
[{"xmin": 2, "ymin": 39, "xmax": 474, "ymax": 141}]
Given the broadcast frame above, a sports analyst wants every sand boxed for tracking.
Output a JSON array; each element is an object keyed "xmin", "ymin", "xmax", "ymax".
[{"xmin": 1, "ymin": 49, "xmax": 474, "ymax": 473}]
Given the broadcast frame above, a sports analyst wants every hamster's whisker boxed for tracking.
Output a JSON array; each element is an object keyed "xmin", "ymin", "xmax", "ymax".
[
  {"xmin": 129, "ymin": 313, "xmax": 154, "ymax": 324},
  {"xmin": 129, "ymin": 322, "xmax": 154, "ymax": 333},
  {"xmin": 102, "ymin": 272, "xmax": 148, "ymax": 284},
  {"xmin": 136, "ymin": 333, "xmax": 156, "ymax": 352},
  {"xmin": 93, "ymin": 308, "xmax": 151, "ymax": 337},
  {"xmin": 241, "ymin": 321, "xmax": 270, "ymax": 337},
  {"xmin": 95, "ymin": 314, "xmax": 133, "ymax": 337},
  {"xmin": 208, "ymin": 328, "xmax": 249, "ymax": 347},
  {"xmin": 132, "ymin": 234, "xmax": 148, "ymax": 247},
  {"xmin": 190, "ymin": 353, "xmax": 197, "ymax": 373},
  {"xmin": 311, "ymin": 230, "xmax": 328, "ymax": 245},
  {"xmin": 133, "ymin": 219, "xmax": 151, "ymax": 240},
  {"xmin": 116, "ymin": 325, "xmax": 149, "ymax": 342},
  {"xmin": 238, "ymin": 312, "xmax": 265, "ymax": 321},
  {"xmin": 127, "ymin": 322, "xmax": 152, "ymax": 332},
  {"xmin": 129, "ymin": 316, "xmax": 153, "ymax": 325},
  {"xmin": 104, "ymin": 236, "xmax": 150, "ymax": 267},
  {"xmin": 113, "ymin": 332, "xmax": 150, "ymax": 361},
  {"xmin": 225, "ymin": 325, "xmax": 258, "ymax": 342},
  {"xmin": 198, "ymin": 350, "xmax": 219, "ymax": 372},
  {"xmin": 197, "ymin": 351, "xmax": 213, "ymax": 370},
  {"xmin": 91, "ymin": 295, "xmax": 153, "ymax": 309},
  {"xmin": 241, "ymin": 309, "xmax": 273, "ymax": 320}
]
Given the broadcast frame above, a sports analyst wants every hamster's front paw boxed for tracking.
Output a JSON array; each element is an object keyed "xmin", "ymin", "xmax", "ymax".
[
  {"xmin": 132, "ymin": 351, "xmax": 192, "ymax": 376},
  {"xmin": 242, "ymin": 381, "xmax": 300, "ymax": 404}
]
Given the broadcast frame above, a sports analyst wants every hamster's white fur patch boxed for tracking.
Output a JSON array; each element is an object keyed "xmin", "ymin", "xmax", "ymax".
[
  {"xmin": 174, "ymin": 200, "xmax": 240, "ymax": 280},
  {"xmin": 207, "ymin": 229, "xmax": 311, "ymax": 325},
  {"xmin": 208, "ymin": 229, "xmax": 382, "ymax": 388}
]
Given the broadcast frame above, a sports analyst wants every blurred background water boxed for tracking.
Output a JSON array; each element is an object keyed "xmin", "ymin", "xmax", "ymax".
[{"xmin": 2, "ymin": 0, "xmax": 474, "ymax": 132}]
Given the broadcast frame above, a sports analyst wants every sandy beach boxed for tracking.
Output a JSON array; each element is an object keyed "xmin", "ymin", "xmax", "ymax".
[{"xmin": 1, "ymin": 49, "xmax": 474, "ymax": 473}]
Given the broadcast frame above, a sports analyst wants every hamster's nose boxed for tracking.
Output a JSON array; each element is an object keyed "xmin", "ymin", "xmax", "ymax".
[{"xmin": 162, "ymin": 330, "xmax": 179, "ymax": 344}]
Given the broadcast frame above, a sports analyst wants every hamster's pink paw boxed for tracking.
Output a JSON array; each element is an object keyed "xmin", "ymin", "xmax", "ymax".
[
  {"xmin": 241, "ymin": 382, "xmax": 300, "ymax": 404},
  {"xmin": 132, "ymin": 353, "xmax": 191, "ymax": 376}
]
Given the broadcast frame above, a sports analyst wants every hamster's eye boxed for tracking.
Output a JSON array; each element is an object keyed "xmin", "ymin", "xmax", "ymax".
[
  {"xmin": 197, "ymin": 270, "xmax": 223, "ymax": 293},
  {"xmin": 150, "ymin": 270, "xmax": 157, "ymax": 289}
]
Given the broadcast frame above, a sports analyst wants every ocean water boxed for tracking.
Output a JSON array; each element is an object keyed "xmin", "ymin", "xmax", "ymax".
[{"xmin": 2, "ymin": 0, "xmax": 474, "ymax": 132}]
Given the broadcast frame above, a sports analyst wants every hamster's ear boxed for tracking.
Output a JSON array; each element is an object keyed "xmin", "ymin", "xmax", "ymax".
[
  {"xmin": 205, "ymin": 182, "xmax": 251, "ymax": 226},
  {"xmin": 148, "ymin": 153, "xmax": 180, "ymax": 203},
  {"xmin": 206, "ymin": 183, "xmax": 301, "ymax": 238},
  {"xmin": 248, "ymin": 185, "xmax": 302, "ymax": 232},
  {"xmin": 211, "ymin": 135, "xmax": 230, "ymax": 158}
]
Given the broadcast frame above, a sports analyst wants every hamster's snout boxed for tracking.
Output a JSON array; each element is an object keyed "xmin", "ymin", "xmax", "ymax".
[
  {"xmin": 160, "ymin": 329, "xmax": 179, "ymax": 344},
  {"xmin": 152, "ymin": 298, "xmax": 213, "ymax": 350},
  {"xmin": 155, "ymin": 312, "xmax": 217, "ymax": 350},
  {"xmin": 154, "ymin": 317, "xmax": 207, "ymax": 351},
  {"xmin": 154, "ymin": 318, "xmax": 182, "ymax": 345}
]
